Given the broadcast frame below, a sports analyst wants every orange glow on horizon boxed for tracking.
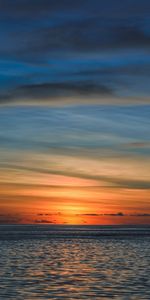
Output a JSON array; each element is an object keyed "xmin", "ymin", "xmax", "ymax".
[{"xmin": 0, "ymin": 182, "xmax": 150, "ymax": 225}]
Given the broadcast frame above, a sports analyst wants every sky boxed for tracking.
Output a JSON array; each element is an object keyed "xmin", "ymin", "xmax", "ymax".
[{"xmin": 0, "ymin": 0, "xmax": 150, "ymax": 225}]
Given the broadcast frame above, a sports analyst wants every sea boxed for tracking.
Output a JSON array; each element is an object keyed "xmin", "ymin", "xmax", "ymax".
[{"xmin": 0, "ymin": 225, "xmax": 150, "ymax": 300}]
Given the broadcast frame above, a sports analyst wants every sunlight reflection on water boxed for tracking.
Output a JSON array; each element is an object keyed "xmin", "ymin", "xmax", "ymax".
[{"xmin": 0, "ymin": 230, "xmax": 150, "ymax": 299}]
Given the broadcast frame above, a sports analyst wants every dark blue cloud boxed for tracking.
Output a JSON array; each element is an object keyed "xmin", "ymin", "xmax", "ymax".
[{"xmin": 0, "ymin": 0, "xmax": 150, "ymax": 103}]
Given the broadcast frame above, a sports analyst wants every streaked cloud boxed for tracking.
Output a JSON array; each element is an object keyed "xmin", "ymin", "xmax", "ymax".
[{"xmin": 0, "ymin": 106, "xmax": 150, "ymax": 191}]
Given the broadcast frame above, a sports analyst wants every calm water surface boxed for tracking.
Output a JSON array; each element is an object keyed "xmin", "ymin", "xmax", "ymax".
[{"xmin": 0, "ymin": 226, "xmax": 150, "ymax": 299}]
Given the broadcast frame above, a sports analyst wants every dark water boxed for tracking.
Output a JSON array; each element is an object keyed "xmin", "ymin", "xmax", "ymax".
[{"xmin": 0, "ymin": 225, "xmax": 150, "ymax": 299}]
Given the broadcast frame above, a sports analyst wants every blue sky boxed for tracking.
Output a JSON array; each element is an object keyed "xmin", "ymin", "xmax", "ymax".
[{"xmin": 0, "ymin": 1, "xmax": 150, "ymax": 224}]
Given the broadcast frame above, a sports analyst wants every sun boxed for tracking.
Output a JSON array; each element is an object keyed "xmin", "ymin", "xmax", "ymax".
[{"xmin": 55, "ymin": 204, "xmax": 86, "ymax": 225}]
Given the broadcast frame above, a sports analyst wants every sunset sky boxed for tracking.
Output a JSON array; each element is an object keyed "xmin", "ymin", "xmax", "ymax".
[{"xmin": 0, "ymin": 0, "xmax": 150, "ymax": 224}]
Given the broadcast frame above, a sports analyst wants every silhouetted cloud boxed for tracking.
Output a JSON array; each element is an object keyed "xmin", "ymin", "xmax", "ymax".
[
  {"xmin": 11, "ymin": 81, "xmax": 113, "ymax": 101},
  {"xmin": 34, "ymin": 219, "xmax": 54, "ymax": 224},
  {"xmin": 76, "ymin": 212, "xmax": 150, "ymax": 217},
  {"xmin": 78, "ymin": 212, "xmax": 125, "ymax": 217},
  {"xmin": 130, "ymin": 213, "xmax": 150, "ymax": 217},
  {"xmin": 103, "ymin": 212, "xmax": 125, "ymax": 216},
  {"xmin": 81, "ymin": 213, "xmax": 100, "ymax": 216},
  {"xmin": 37, "ymin": 212, "xmax": 62, "ymax": 216},
  {"xmin": 0, "ymin": 214, "xmax": 23, "ymax": 224}
]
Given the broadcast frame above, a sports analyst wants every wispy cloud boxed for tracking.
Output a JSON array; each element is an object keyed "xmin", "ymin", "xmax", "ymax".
[{"xmin": 0, "ymin": 105, "xmax": 150, "ymax": 190}]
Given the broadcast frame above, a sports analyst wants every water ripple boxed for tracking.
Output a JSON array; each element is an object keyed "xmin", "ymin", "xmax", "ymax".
[{"xmin": 0, "ymin": 235, "xmax": 150, "ymax": 299}]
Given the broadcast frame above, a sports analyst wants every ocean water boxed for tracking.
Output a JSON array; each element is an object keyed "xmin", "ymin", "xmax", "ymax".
[{"xmin": 0, "ymin": 225, "xmax": 150, "ymax": 300}]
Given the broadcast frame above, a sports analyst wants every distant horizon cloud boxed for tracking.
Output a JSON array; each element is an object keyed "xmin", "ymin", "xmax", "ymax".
[
  {"xmin": 76, "ymin": 213, "xmax": 150, "ymax": 217},
  {"xmin": 1, "ymin": 211, "xmax": 150, "ymax": 225}
]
